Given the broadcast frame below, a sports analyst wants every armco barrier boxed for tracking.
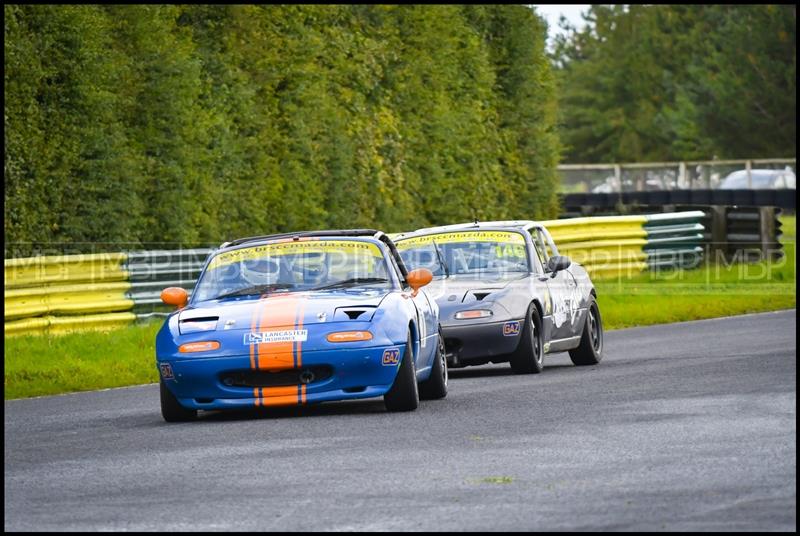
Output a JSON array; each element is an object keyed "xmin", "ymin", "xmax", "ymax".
[
  {"xmin": 540, "ymin": 215, "xmax": 648, "ymax": 279},
  {"xmin": 4, "ymin": 249, "xmax": 212, "ymax": 337},
  {"xmin": 541, "ymin": 211, "xmax": 706, "ymax": 279},
  {"xmin": 4, "ymin": 214, "xmax": 706, "ymax": 336}
]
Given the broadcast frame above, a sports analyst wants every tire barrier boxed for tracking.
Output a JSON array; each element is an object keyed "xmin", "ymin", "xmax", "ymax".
[{"xmin": 4, "ymin": 249, "xmax": 212, "ymax": 337}]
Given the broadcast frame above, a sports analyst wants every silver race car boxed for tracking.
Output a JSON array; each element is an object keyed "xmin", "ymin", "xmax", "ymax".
[{"xmin": 393, "ymin": 221, "xmax": 603, "ymax": 373}]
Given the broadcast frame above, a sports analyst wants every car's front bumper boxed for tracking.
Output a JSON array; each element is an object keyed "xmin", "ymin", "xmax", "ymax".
[
  {"xmin": 441, "ymin": 319, "xmax": 524, "ymax": 366},
  {"xmin": 157, "ymin": 344, "xmax": 405, "ymax": 411}
]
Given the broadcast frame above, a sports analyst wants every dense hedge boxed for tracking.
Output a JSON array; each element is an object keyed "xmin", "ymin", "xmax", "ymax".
[{"xmin": 4, "ymin": 5, "xmax": 559, "ymax": 254}]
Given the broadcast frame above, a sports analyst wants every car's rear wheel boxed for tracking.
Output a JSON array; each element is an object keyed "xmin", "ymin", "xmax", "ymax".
[
  {"xmin": 160, "ymin": 380, "xmax": 197, "ymax": 422},
  {"xmin": 509, "ymin": 303, "xmax": 544, "ymax": 374},
  {"xmin": 384, "ymin": 333, "xmax": 420, "ymax": 412},
  {"xmin": 419, "ymin": 326, "xmax": 448, "ymax": 400},
  {"xmin": 569, "ymin": 298, "xmax": 603, "ymax": 366}
]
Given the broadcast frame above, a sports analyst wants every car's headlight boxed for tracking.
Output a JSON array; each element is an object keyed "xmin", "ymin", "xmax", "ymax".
[
  {"xmin": 326, "ymin": 331, "xmax": 373, "ymax": 342},
  {"xmin": 454, "ymin": 310, "xmax": 493, "ymax": 320},
  {"xmin": 179, "ymin": 341, "xmax": 221, "ymax": 353}
]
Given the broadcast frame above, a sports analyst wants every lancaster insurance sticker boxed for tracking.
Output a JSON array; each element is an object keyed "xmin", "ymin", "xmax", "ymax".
[{"xmin": 244, "ymin": 330, "xmax": 308, "ymax": 345}]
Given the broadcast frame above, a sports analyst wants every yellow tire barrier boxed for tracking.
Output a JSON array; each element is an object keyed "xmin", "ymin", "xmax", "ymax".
[
  {"xmin": 4, "ymin": 312, "xmax": 137, "ymax": 337},
  {"xmin": 4, "ymin": 281, "xmax": 134, "ymax": 320},
  {"xmin": 541, "ymin": 217, "xmax": 647, "ymax": 244},
  {"xmin": 539, "ymin": 216, "xmax": 651, "ymax": 279}
]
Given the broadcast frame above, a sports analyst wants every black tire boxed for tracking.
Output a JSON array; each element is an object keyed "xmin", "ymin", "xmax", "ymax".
[
  {"xmin": 569, "ymin": 298, "xmax": 603, "ymax": 366},
  {"xmin": 160, "ymin": 380, "xmax": 197, "ymax": 422},
  {"xmin": 419, "ymin": 326, "xmax": 448, "ymax": 400},
  {"xmin": 384, "ymin": 333, "xmax": 420, "ymax": 412},
  {"xmin": 509, "ymin": 303, "xmax": 544, "ymax": 374}
]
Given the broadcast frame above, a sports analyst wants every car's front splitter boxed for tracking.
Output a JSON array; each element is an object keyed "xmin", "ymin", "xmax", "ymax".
[{"xmin": 158, "ymin": 344, "xmax": 404, "ymax": 410}]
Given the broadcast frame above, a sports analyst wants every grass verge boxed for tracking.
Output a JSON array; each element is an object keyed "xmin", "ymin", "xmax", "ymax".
[
  {"xmin": 4, "ymin": 321, "xmax": 162, "ymax": 399},
  {"xmin": 4, "ymin": 216, "xmax": 795, "ymax": 399},
  {"xmin": 598, "ymin": 215, "xmax": 795, "ymax": 329}
]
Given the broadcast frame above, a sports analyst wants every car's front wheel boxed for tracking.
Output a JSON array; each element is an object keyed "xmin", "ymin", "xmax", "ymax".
[
  {"xmin": 160, "ymin": 380, "xmax": 197, "ymax": 422},
  {"xmin": 384, "ymin": 333, "xmax": 420, "ymax": 412},
  {"xmin": 419, "ymin": 326, "xmax": 448, "ymax": 400},
  {"xmin": 509, "ymin": 303, "xmax": 544, "ymax": 374}
]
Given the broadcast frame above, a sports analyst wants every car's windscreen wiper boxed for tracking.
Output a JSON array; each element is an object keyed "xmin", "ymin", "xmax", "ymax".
[
  {"xmin": 431, "ymin": 240, "xmax": 450, "ymax": 278},
  {"xmin": 309, "ymin": 277, "xmax": 389, "ymax": 291},
  {"xmin": 214, "ymin": 283, "xmax": 296, "ymax": 300}
]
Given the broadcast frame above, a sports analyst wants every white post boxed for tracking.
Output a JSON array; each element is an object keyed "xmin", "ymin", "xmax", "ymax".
[
  {"xmin": 678, "ymin": 161, "xmax": 686, "ymax": 189},
  {"xmin": 746, "ymin": 160, "xmax": 752, "ymax": 188}
]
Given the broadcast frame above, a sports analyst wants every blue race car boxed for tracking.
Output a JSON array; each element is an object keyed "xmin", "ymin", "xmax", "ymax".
[{"xmin": 156, "ymin": 229, "xmax": 447, "ymax": 421}]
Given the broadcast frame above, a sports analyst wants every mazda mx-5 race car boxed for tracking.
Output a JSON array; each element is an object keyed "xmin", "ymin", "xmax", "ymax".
[
  {"xmin": 393, "ymin": 221, "xmax": 603, "ymax": 374},
  {"xmin": 155, "ymin": 230, "xmax": 447, "ymax": 422}
]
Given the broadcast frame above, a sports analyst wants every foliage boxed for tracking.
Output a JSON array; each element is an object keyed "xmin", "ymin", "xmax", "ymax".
[
  {"xmin": 4, "ymin": 5, "xmax": 560, "ymax": 254},
  {"xmin": 552, "ymin": 4, "xmax": 796, "ymax": 163}
]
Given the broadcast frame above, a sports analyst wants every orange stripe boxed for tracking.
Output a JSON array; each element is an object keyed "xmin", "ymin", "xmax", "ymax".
[
  {"xmin": 301, "ymin": 384, "xmax": 307, "ymax": 404},
  {"xmin": 257, "ymin": 296, "xmax": 300, "ymax": 370},
  {"xmin": 262, "ymin": 385, "xmax": 297, "ymax": 397},
  {"xmin": 253, "ymin": 387, "xmax": 260, "ymax": 406},
  {"xmin": 259, "ymin": 385, "xmax": 298, "ymax": 406},
  {"xmin": 259, "ymin": 394, "xmax": 305, "ymax": 407},
  {"xmin": 249, "ymin": 294, "xmax": 309, "ymax": 407}
]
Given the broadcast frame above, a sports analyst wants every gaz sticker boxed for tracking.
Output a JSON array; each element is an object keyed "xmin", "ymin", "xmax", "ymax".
[
  {"xmin": 382, "ymin": 348, "xmax": 401, "ymax": 366},
  {"xmin": 503, "ymin": 321, "xmax": 521, "ymax": 336},
  {"xmin": 159, "ymin": 363, "xmax": 174, "ymax": 380}
]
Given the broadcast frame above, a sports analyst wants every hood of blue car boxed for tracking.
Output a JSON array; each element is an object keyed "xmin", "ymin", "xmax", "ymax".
[{"xmin": 178, "ymin": 289, "xmax": 388, "ymax": 334}]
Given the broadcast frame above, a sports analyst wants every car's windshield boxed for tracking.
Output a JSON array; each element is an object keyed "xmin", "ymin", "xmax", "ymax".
[
  {"xmin": 396, "ymin": 230, "xmax": 529, "ymax": 277},
  {"xmin": 194, "ymin": 239, "xmax": 393, "ymax": 302}
]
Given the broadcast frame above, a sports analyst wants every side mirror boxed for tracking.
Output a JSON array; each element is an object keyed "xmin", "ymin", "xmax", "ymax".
[
  {"xmin": 546, "ymin": 255, "xmax": 572, "ymax": 275},
  {"xmin": 161, "ymin": 287, "xmax": 188, "ymax": 309},
  {"xmin": 406, "ymin": 268, "xmax": 433, "ymax": 296}
]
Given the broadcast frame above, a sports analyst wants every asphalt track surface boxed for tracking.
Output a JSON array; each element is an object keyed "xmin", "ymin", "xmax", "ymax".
[{"xmin": 5, "ymin": 310, "xmax": 796, "ymax": 531}]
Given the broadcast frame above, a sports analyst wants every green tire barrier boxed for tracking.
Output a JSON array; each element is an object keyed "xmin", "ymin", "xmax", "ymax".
[{"xmin": 4, "ymin": 214, "xmax": 706, "ymax": 336}]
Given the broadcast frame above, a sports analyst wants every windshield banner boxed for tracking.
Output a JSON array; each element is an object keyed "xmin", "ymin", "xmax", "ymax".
[
  {"xmin": 208, "ymin": 240, "xmax": 383, "ymax": 271},
  {"xmin": 395, "ymin": 231, "xmax": 525, "ymax": 249}
]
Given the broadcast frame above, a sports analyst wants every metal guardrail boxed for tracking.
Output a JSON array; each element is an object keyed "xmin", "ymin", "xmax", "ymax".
[
  {"xmin": 3, "ymin": 213, "xmax": 709, "ymax": 336},
  {"xmin": 4, "ymin": 249, "xmax": 212, "ymax": 336},
  {"xmin": 541, "ymin": 211, "xmax": 706, "ymax": 279}
]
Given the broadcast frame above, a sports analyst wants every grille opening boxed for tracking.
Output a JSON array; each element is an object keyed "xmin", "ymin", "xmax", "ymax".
[
  {"xmin": 473, "ymin": 292, "xmax": 490, "ymax": 301},
  {"xmin": 195, "ymin": 398, "xmax": 215, "ymax": 404},
  {"xmin": 344, "ymin": 310, "xmax": 367, "ymax": 320},
  {"xmin": 220, "ymin": 366, "xmax": 333, "ymax": 388},
  {"xmin": 343, "ymin": 386, "xmax": 366, "ymax": 393}
]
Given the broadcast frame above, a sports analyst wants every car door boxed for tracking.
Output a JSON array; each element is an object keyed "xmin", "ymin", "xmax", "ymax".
[
  {"xmin": 412, "ymin": 288, "xmax": 437, "ymax": 369},
  {"xmin": 532, "ymin": 227, "xmax": 582, "ymax": 341}
]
